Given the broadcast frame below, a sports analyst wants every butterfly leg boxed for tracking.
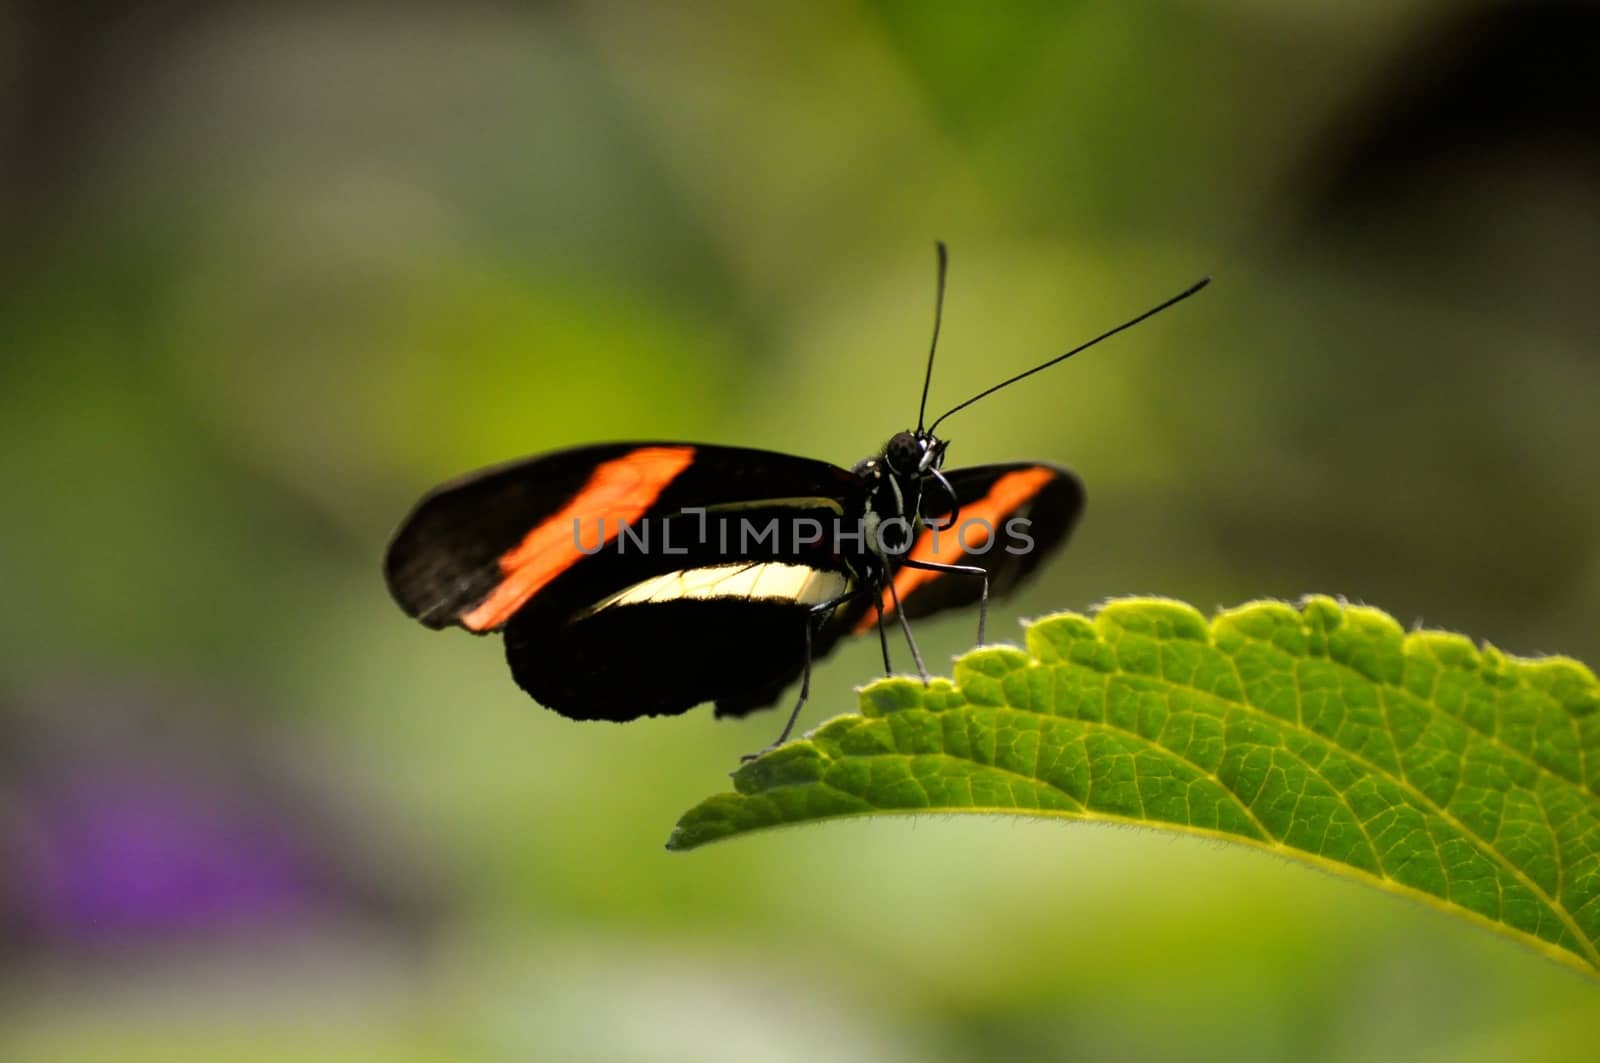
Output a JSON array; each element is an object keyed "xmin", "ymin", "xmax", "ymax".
[
  {"xmin": 873, "ymin": 595, "xmax": 893, "ymax": 676},
  {"xmin": 898, "ymin": 558, "xmax": 990, "ymax": 645},
  {"xmin": 740, "ymin": 587, "xmax": 863, "ymax": 763},
  {"xmin": 887, "ymin": 578, "xmax": 929, "ymax": 683}
]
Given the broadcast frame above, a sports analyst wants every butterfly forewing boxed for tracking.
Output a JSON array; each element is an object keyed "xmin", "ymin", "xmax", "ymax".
[
  {"xmin": 384, "ymin": 442, "xmax": 861, "ymax": 632},
  {"xmin": 859, "ymin": 462, "xmax": 1084, "ymax": 630}
]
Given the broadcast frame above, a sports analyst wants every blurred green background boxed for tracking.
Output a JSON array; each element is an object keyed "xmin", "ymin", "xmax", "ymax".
[{"xmin": 3, "ymin": 2, "xmax": 1598, "ymax": 1060}]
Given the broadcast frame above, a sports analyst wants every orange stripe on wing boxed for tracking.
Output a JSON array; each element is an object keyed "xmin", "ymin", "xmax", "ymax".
[
  {"xmin": 853, "ymin": 466, "xmax": 1055, "ymax": 634},
  {"xmin": 462, "ymin": 445, "xmax": 696, "ymax": 631}
]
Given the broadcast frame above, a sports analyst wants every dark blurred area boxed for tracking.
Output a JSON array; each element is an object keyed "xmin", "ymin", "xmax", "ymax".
[{"xmin": 2, "ymin": 2, "xmax": 1597, "ymax": 1060}]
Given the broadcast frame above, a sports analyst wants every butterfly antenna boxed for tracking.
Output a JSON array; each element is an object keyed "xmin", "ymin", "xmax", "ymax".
[
  {"xmin": 929, "ymin": 275, "xmax": 1210, "ymax": 433},
  {"xmin": 915, "ymin": 241, "xmax": 949, "ymax": 434}
]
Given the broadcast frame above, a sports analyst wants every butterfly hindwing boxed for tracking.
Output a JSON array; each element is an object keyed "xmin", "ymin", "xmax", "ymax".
[{"xmin": 506, "ymin": 572, "xmax": 852, "ymax": 723}]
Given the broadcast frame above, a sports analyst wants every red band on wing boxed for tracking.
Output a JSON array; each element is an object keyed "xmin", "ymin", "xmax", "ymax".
[
  {"xmin": 462, "ymin": 446, "xmax": 696, "ymax": 631},
  {"xmin": 853, "ymin": 466, "xmax": 1056, "ymax": 634}
]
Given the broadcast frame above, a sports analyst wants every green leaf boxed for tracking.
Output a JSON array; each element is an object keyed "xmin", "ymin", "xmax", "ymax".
[{"xmin": 669, "ymin": 596, "xmax": 1600, "ymax": 976}]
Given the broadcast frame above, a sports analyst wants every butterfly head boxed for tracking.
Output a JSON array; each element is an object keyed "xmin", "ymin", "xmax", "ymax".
[{"xmin": 883, "ymin": 429, "xmax": 947, "ymax": 479}]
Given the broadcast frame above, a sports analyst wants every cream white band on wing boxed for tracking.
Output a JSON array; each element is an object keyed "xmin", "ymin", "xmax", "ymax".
[{"xmin": 582, "ymin": 562, "xmax": 851, "ymax": 614}]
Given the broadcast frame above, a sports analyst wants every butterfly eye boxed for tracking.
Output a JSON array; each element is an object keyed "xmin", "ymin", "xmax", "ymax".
[{"xmin": 885, "ymin": 431, "xmax": 920, "ymax": 475}]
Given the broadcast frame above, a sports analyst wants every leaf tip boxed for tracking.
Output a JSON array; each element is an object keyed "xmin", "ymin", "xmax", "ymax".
[{"xmin": 666, "ymin": 794, "xmax": 744, "ymax": 851}]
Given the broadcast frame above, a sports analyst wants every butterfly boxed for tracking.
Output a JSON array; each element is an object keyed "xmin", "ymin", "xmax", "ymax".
[{"xmin": 384, "ymin": 245, "xmax": 1207, "ymax": 757}]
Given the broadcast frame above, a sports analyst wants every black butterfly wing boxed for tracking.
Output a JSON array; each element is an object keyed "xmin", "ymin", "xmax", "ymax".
[
  {"xmin": 384, "ymin": 442, "xmax": 869, "ymax": 721},
  {"xmin": 865, "ymin": 462, "xmax": 1084, "ymax": 629}
]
